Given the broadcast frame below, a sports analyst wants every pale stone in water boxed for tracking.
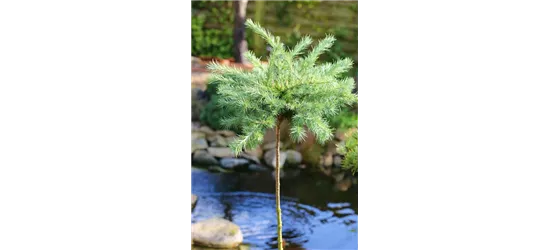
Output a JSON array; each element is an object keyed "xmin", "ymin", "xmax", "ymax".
[
  {"xmin": 285, "ymin": 150, "xmax": 302, "ymax": 166},
  {"xmin": 263, "ymin": 149, "xmax": 286, "ymax": 168},
  {"xmin": 192, "ymin": 244, "xmax": 250, "ymax": 250},
  {"xmin": 192, "ymin": 218, "xmax": 243, "ymax": 248},
  {"xmin": 192, "ymin": 194, "xmax": 198, "ymax": 208}
]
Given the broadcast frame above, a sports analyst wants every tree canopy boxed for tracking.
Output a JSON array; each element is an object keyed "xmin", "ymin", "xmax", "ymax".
[{"xmin": 207, "ymin": 19, "xmax": 358, "ymax": 155}]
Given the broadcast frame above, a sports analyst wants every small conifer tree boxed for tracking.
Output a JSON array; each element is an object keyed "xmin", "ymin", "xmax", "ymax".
[{"xmin": 206, "ymin": 19, "xmax": 357, "ymax": 250}]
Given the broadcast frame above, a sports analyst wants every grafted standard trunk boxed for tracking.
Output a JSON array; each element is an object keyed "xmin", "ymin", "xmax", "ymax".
[{"xmin": 275, "ymin": 116, "xmax": 284, "ymax": 250}]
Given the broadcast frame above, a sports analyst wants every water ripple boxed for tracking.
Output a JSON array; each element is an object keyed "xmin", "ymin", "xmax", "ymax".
[{"xmin": 192, "ymin": 191, "xmax": 357, "ymax": 249}]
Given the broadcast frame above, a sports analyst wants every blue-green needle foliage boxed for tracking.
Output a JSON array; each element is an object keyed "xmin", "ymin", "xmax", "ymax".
[{"xmin": 207, "ymin": 19, "xmax": 358, "ymax": 155}]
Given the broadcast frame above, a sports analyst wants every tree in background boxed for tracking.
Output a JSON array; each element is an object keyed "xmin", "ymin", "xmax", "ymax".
[
  {"xmin": 233, "ymin": 0, "xmax": 248, "ymax": 63},
  {"xmin": 207, "ymin": 19, "xmax": 357, "ymax": 249}
]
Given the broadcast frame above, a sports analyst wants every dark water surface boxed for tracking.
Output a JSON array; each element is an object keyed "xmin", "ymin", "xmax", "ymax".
[{"xmin": 192, "ymin": 167, "xmax": 358, "ymax": 250}]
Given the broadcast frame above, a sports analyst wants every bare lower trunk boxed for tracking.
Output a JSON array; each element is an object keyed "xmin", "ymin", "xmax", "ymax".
[
  {"xmin": 275, "ymin": 117, "xmax": 284, "ymax": 250},
  {"xmin": 233, "ymin": 0, "xmax": 248, "ymax": 63}
]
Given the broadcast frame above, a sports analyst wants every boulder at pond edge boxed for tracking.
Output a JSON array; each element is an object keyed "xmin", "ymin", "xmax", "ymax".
[
  {"xmin": 193, "ymin": 150, "xmax": 219, "ymax": 166},
  {"xmin": 263, "ymin": 149, "xmax": 287, "ymax": 169},
  {"xmin": 192, "ymin": 218, "xmax": 243, "ymax": 248}
]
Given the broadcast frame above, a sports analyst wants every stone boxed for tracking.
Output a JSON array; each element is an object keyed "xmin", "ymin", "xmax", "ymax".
[
  {"xmin": 192, "ymin": 138, "xmax": 209, "ymax": 153},
  {"xmin": 192, "ymin": 218, "xmax": 243, "ymax": 248},
  {"xmin": 208, "ymin": 165, "xmax": 234, "ymax": 173},
  {"xmin": 192, "ymin": 56, "xmax": 202, "ymax": 67},
  {"xmin": 192, "ymin": 245, "xmax": 249, "ymax": 250},
  {"xmin": 217, "ymin": 130, "xmax": 236, "ymax": 137},
  {"xmin": 333, "ymin": 172, "xmax": 346, "ymax": 182},
  {"xmin": 192, "ymin": 132, "xmax": 206, "ymax": 140},
  {"xmin": 225, "ymin": 136, "xmax": 237, "ymax": 144},
  {"xmin": 193, "ymin": 150, "xmax": 219, "ymax": 166},
  {"xmin": 207, "ymin": 147, "xmax": 235, "ymax": 158},
  {"xmin": 210, "ymin": 135, "xmax": 228, "ymax": 147},
  {"xmin": 248, "ymin": 164, "xmax": 269, "ymax": 172},
  {"xmin": 192, "ymin": 88, "xmax": 207, "ymax": 121},
  {"xmin": 191, "ymin": 121, "xmax": 200, "ymax": 130},
  {"xmin": 335, "ymin": 130, "xmax": 348, "ymax": 141},
  {"xmin": 262, "ymin": 141, "xmax": 276, "ymax": 150},
  {"xmin": 333, "ymin": 155, "xmax": 343, "ymax": 168},
  {"xmin": 219, "ymin": 158, "xmax": 249, "ymax": 169},
  {"xmin": 239, "ymin": 152, "xmax": 260, "ymax": 164},
  {"xmin": 199, "ymin": 126, "xmax": 216, "ymax": 136},
  {"xmin": 284, "ymin": 150, "xmax": 302, "ymax": 166},
  {"xmin": 323, "ymin": 153, "xmax": 334, "ymax": 167},
  {"xmin": 263, "ymin": 149, "xmax": 286, "ymax": 168},
  {"xmin": 244, "ymin": 146, "xmax": 263, "ymax": 159},
  {"xmin": 192, "ymin": 194, "xmax": 198, "ymax": 209},
  {"xmin": 335, "ymin": 177, "xmax": 353, "ymax": 192}
]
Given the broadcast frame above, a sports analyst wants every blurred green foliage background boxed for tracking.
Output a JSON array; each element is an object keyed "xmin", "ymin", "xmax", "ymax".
[{"xmin": 192, "ymin": 1, "xmax": 357, "ymax": 75}]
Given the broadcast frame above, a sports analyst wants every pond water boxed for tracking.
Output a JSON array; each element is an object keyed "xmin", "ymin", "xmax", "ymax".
[{"xmin": 191, "ymin": 167, "xmax": 358, "ymax": 250}]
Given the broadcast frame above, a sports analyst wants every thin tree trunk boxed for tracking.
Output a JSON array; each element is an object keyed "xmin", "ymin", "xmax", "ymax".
[
  {"xmin": 275, "ymin": 116, "xmax": 284, "ymax": 250},
  {"xmin": 233, "ymin": 0, "xmax": 248, "ymax": 63}
]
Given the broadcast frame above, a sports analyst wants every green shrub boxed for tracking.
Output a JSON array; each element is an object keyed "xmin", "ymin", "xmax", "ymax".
[
  {"xmin": 337, "ymin": 131, "xmax": 358, "ymax": 174},
  {"xmin": 191, "ymin": 1, "xmax": 234, "ymax": 58},
  {"xmin": 192, "ymin": 14, "xmax": 233, "ymax": 58},
  {"xmin": 199, "ymin": 81, "xmax": 243, "ymax": 133},
  {"xmin": 329, "ymin": 107, "xmax": 358, "ymax": 131}
]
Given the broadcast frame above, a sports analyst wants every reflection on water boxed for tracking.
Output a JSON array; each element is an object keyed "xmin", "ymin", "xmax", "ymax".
[{"xmin": 192, "ymin": 167, "xmax": 358, "ymax": 250}]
